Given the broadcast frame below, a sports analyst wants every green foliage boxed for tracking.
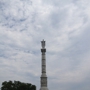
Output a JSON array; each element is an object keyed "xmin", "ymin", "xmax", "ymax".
[{"xmin": 1, "ymin": 80, "xmax": 36, "ymax": 90}]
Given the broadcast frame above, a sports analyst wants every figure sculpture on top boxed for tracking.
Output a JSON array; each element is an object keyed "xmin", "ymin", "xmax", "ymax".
[{"xmin": 41, "ymin": 39, "xmax": 45, "ymax": 49}]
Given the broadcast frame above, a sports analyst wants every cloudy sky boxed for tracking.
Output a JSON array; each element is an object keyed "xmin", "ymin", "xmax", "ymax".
[{"xmin": 0, "ymin": 0, "xmax": 90, "ymax": 90}]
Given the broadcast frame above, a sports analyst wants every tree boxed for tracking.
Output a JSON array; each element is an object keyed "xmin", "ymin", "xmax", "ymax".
[{"xmin": 1, "ymin": 80, "xmax": 36, "ymax": 90}]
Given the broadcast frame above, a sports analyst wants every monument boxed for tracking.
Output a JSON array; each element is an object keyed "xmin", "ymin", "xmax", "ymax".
[{"xmin": 40, "ymin": 40, "xmax": 49, "ymax": 90}]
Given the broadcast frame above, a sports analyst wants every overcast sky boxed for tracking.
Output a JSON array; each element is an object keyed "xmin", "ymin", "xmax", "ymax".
[{"xmin": 0, "ymin": 0, "xmax": 90, "ymax": 90}]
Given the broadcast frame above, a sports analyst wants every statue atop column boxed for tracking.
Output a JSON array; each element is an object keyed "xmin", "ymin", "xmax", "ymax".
[{"xmin": 41, "ymin": 39, "xmax": 45, "ymax": 49}]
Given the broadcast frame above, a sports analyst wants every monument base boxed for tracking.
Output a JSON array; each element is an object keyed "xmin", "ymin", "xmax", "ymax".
[{"xmin": 40, "ymin": 87, "xmax": 48, "ymax": 90}]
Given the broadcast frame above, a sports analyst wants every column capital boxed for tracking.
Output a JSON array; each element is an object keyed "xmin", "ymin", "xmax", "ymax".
[{"xmin": 41, "ymin": 49, "xmax": 46, "ymax": 52}]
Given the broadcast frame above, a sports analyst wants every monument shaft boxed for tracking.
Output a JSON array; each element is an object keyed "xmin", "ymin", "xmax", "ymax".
[{"xmin": 40, "ymin": 40, "xmax": 48, "ymax": 90}]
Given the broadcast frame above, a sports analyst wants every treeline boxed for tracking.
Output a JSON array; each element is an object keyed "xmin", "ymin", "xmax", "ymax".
[{"xmin": 1, "ymin": 80, "xmax": 36, "ymax": 90}]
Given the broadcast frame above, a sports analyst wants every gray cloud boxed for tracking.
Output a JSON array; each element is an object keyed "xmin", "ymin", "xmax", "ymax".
[{"xmin": 0, "ymin": 0, "xmax": 90, "ymax": 90}]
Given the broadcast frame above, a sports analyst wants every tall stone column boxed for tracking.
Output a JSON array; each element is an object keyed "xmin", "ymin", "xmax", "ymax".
[{"xmin": 40, "ymin": 40, "xmax": 48, "ymax": 90}]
